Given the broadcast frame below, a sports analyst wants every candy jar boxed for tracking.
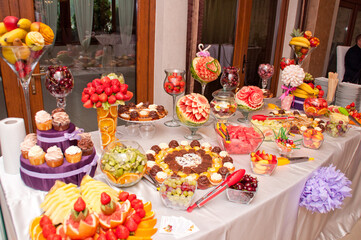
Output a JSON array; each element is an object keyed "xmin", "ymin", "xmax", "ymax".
[
  {"xmin": 220, "ymin": 66, "xmax": 240, "ymax": 91},
  {"xmin": 210, "ymin": 91, "xmax": 237, "ymax": 123},
  {"xmin": 257, "ymin": 64, "xmax": 274, "ymax": 90},
  {"xmin": 163, "ymin": 69, "xmax": 186, "ymax": 127},
  {"xmin": 45, "ymin": 65, "xmax": 74, "ymax": 108}
]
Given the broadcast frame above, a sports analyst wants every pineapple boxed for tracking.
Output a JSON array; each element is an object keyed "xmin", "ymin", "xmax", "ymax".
[{"xmin": 291, "ymin": 28, "xmax": 304, "ymax": 37}]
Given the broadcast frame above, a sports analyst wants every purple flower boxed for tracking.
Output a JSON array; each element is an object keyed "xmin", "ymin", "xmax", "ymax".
[{"xmin": 299, "ymin": 165, "xmax": 352, "ymax": 213}]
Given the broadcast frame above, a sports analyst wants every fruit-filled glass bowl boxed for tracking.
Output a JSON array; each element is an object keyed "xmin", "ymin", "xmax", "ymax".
[
  {"xmin": 159, "ymin": 177, "xmax": 197, "ymax": 210},
  {"xmin": 250, "ymin": 150, "xmax": 277, "ymax": 176},
  {"xmin": 251, "ymin": 119, "xmax": 291, "ymax": 142},
  {"xmin": 325, "ymin": 120, "xmax": 349, "ymax": 138},
  {"xmin": 302, "ymin": 128, "xmax": 324, "ymax": 149},
  {"xmin": 100, "ymin": 140, "xmax": 147, "ymax": 187},
  {"xmin": 226, "ymin": 173, "xmax": 258, "ymax": 204},
  {"xmin": 216, "ymin": 122, "xmax": 264, "ymax": 155}
]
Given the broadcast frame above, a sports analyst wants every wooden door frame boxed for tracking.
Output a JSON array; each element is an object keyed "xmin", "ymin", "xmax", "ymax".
[{"xmin": 0, "ymin": 0, "xmax": 155, "ymax": 132}]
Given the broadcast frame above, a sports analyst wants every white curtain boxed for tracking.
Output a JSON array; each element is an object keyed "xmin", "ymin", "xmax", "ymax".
[
  {"xmin": 73, "ymin": 0, "xmax": 94, "ymax": 51},
  {"xmin": 41, "ymin": 0, "xmax": 58, "ymax": 40},
  {"xmin": 118, "ymin": 0, "xmax": 135, "ymax": 54}
]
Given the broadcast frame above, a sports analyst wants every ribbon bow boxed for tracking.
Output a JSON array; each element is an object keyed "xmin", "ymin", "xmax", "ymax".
[
  {"xmin": 279, "ymin": 85, "xmax": 296, "ymax": 100},
  {"xmin": 64, "ymin": 128, "xmax": 84, "ymax": 141}
]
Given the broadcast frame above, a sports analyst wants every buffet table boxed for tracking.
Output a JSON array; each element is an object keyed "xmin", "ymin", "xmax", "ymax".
[{"xmin": 1, "ymin": 115, "xmax": 361, "ymax": 240}]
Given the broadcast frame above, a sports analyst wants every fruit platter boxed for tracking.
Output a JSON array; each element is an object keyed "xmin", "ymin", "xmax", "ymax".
[
  {"xmin": 29, "ymin": 176, "xmax": 157, "ymax": 240},
  {"xmin": 328, "ymin": 102, "xmax": 361, "ymax": 126}
]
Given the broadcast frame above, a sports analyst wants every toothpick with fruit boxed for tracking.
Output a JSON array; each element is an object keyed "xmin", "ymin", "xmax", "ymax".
[{"xmin": 289, "ymin": 29, "xmax": 320, "ymax": 65}]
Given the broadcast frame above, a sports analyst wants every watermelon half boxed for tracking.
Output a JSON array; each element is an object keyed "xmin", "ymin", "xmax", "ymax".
[
  {"xmin": 176, "ymin": 93, "xmax": 210, "ymax": 127},
  {"xmin": 190, "ymin": 56, "xmax": 221, "ymax": 84}
]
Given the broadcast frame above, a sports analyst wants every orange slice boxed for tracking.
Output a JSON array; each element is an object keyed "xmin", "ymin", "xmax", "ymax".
[
  {"xmin": 317, "ymin": 108, "xmax": 328, "ymax": 115},
  {"xmin": 29, "ymin": 216, "xmax": 42, "ymax": 238},
  {"xmin": 134, "ymin": 227, "xmax": 157, "ymax": 237},
  {"xmin": 97, "ymin": 108, "xmax": 110, "ymax": 119},
  {"xmin": 143, "ymin": 201, "xmax": 152, "ymax": 213},
  {"xmin": 142, "ymin": 210, "xmax": 155, "ymax": 221},
  {"xmin": 305, "ymin": 106, "xmax": 317, "ymax": 114},
  {"xmin": 99, "ymin": 118, "xmax": 115, "ymax": 133},
  {"xmin": 103, "ymin": 170, "xmax": 117, "ymax": 183},
  {"xmin": 127, "ymin": 236, "xmax": 152, "ymax": 240},
  {"xmin": 117, "ymin": 173, "xmax": 140, "ymax": 184},
  {"xmin": 101, "ymin": 132, "xmax": 111, "ymax": 147},
  {"xmin": 138, "ymin": 218, "xmax": 157, "ymax": 228},
  {"xmin": 110, "ymin": 106, "xmax": 118, "ymax": 117}
]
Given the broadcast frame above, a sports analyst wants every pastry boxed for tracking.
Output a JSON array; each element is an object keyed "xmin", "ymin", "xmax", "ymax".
[
  {"xmin": 52, "ymin": 111, "xmax": 70, "ymax": 131},
  {"xmin": 35, "ymin": 110, "xmax": 52, "ymax": 131},
  {"xmin": 197, "ymin": 175, "xmax": 211, "ymax": 189},
  {"xmin": 64, "ymin": 146, "xmax": 82, "ymax": 163},
  {"xmin": 45, "ymin": 146, "xmax": 64, "ymax": 167},
  {"xmin": 77, "ymin": 138, "xmax": 94, "ymax": 156},
  {"xmin": 223, "ymin": 162, "xmax": 235, "ymax": 172},
  {"xmin": 118, "ymin": 102, "xmax": 168, "ymax": 121},
  {"xmin": 155, "ymin": 171, "xmax": 167, "ymax": 183},
  {"xmin": 28, "ymin": 145, "xmax": 45, "ymax": 165},
  {"xmin": 210, "ymin": 173, "xmax": 222, "ymax": 185}
]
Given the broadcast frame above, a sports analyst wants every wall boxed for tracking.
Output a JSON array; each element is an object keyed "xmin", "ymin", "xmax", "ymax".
[{"xmin": 154, "ymin": 0, "xmax": 188, "ymax": 111}]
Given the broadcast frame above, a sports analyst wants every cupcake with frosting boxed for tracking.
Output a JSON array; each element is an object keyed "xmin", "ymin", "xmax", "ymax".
[
  {"xmin": 77, "ymin": 138, "xmax": 94, "ymax": 156},
  {"xmin": 45, "ymin": 146, "xmax": 64, "ymax": 167},
  {"xmin": 223, "ymin": 162, "xmax": 235, "ymax": 172},
  {"xmin": 155, "ymin": 171, "xmax": 167, "ymax": 183},
  {"xmin": 24, "ymin": 133, "xmax": 37, "ymax": 143},
  {"xmin": 28, "ymin": 145, "xmax": 45, "ymax": 165},
  {"xmin": 20, "ymin": 137, "xmax": 37, "ymax": 159},
  {"xmin": 52, "ymin": 111, "xmax": 70, "ymax": 131},
  {"xmin": 64, "ymin": 146, "xmax": 82, "ymax": 163},
  {"xmin": 210, "ymin": 173, "xmax": 222, "ymax": 185},
  {"xmin": 35, "ymin": 110, "xmax": 52, "ymax": 131}
]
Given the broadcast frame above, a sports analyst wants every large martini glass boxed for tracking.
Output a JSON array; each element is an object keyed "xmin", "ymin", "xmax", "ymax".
[
  {"xmin": 0, "ymin": 45, "xmax": 52, "ymax": 132},
  {"xmin": 291, "ymin": 45, "xmax": 316, "ymax": 66}
]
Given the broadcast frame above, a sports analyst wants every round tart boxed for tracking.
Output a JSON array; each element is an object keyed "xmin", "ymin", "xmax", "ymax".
[{"xmin": 147, "ymin": 140, "xmax": 233, "ymax": 189}]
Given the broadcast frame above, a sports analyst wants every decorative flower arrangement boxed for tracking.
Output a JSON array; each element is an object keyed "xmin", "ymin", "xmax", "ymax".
[{"xmin": 299, "ymin": 165, "xmax": 352, "ymax": 213}]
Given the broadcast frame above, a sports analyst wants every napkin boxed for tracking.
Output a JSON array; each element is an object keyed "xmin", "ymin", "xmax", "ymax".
[{"xmin": 159, "ymin": 216, "xmax": 199, "ymax": 239}]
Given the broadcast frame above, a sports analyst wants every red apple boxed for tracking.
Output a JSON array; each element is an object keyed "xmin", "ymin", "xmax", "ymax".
[{"xmin": 3, "ymin": 16, "xmax": 19, "ymax": 31}]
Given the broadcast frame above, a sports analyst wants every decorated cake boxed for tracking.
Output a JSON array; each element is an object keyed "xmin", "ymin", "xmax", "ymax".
[
  {"xmin": 146, "ymin": 140, "xmax": 235, "ymax": 189},
  {"xmin": 20, "ymin": 109, "xmax": 97, "ymax": 191}
]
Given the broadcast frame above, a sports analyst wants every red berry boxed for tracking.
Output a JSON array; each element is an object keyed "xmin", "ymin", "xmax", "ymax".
[
  {"xmin": 111, "ymin": 79, "xmax": 120, "ymax": 86},
  {"xmin": 105, "ymin": 87, "xmax": 113, "ymax": 96},
  {"xmin": 39, "ymin": 215, "xmax": 52, "ymax": 228},
  {"xmin": 350, "ymin": 102, "xmax": 355, "ymax": 107},
  {"xmin": 95, "ymin": 101, "xmax": 102, "ymax": 108},
  {"xmin": 99, "ymin": 93, "xmax": 108, "ymax": 103},
  {"xmin": 108, "ymin": 95, "xmax": 116, "ymax": 104},
  {"xmin": 105, "ymin": 229, "xmax": 117, "ymax": 240},
  {"xmin": 90, "ymin": 94, "xmax": 99, "ymax": 103},
  {"xmin": 42, "ymin": 224, "xmax": 56, "ymax": 238},
  {"xmin": 97, "ymin": 232, "xmax": 107, "ymax": 240},
  {"xmin": 346, "ymin": 105, "xmax": 350, "ymax": 109},
  {"xmin": 136, "ymin": 208, "xmax": 146, "ymax": 218},
  {"xmin": 101, "ymin": 192, "xmax": 111, "ymax": 205},
  {"xmin": 81, "ymin": 94, "xmax": 90, "ymax": 103},
  {"xmin": 96, "ymin": 85, "xmax": 104, "ymax": 95},
  {"xmin": 120, "ymin": 84, "xmax": 128, "ymax": 94},
  {"xmin": 47, "ymin": 234, "xmax": 62, "ymax": 240},
  {"xmin": 123, "ymin": 91, "xmax": 133, "ymax": 101},
  {"xmin": 93, "ymin": 78, "xmax": 101, "ymax": 86},
  {"xmin": 115, "ymin": 92, "xmax": 125, "ymax": 100},
  {"xmin": 83, "ymin": 88, "xmax": 90, "ymax": 94},
  {"xmin": 87, "ymin": 82, "xmax": 93, "ymax": 88},
  {"xmin": 115, "ymin": 225, "xmax": 130, "ymax": 239},
  {"xmin": 88, "ymin": 87, "xmax": 96, "ymax": 95},
  {"xmin": 308, "ymin": 83, "xmax": 314, "ymax": 89},
  {"xmin": 111, "ymin": 85, "xmax": 120, "ymax": 94},
  {"xmin": 24, "ymin": 65, "xmax": 31, "ymax": 75},
  {"xmin": 15, "ymin": 61, "xmax": 24, "ymax": 71},
  {"xmin": 119, "ymin": 191, "xmax": 129, "ymax": 202},
  {"xmin": 83, "ymin": 99, "xmax": 93, "ymax": 109},
  {"xmin": 124, "ymin": 217, "xmax": 138, "ymax": 232},
  {"xmin": 128, "ymin": 194, "xmax": 136, "ymax": 202},
  {"xmin": 74, "ymin": 197, "xmax": 86, "ymax": 212},
  {"xmin": 130, "ymin": 214, "xmax": 141, "ymax": 224},
  {"xmin": 316, "ymin": 85, "xmax": 322, "ymax": 90},
  {"xmin": 18, "ymin": 70, "xmax": 25, "ymax": 78},
  {"xmin": 101, "ymin": 76, "xmax": 111, "ymax": 84}
]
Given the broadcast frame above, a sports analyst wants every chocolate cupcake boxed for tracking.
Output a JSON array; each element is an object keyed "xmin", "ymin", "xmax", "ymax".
[
  {"xmin": 211, "ymin": 146, "xmax": 222, "ymax": 154},
  {"xmin": 190, "ymin": 140, "xmax": 201, "ymax": 148},
  {"xmin": 149, "ymin": 165, "xmax": 162, "ymax": 177},
  {"xmin": 52, "ymin": 112, "xmax": 70, "ymax": 131},
  {"xmin": 218, "ymin": 167, "xmax": 229, "ymax": 179},
  {"xmin": 197, "ymin": 175, "xmax": 211, "ymax": 189},
  {"xmin": 77, "ymin": 138, "xmax": 94, "ymax": 156},
  {"xmin": 168, "ymin": 140, "xmax": 179, "ymax": 148}
]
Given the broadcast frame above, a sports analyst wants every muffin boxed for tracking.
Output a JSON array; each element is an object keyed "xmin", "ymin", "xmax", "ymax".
[
  {"xmin": 20, "ymin": 138, "xmax": 37, "ymax": 159},
  {"xmin": 77, "ymin": 138, "xmax": 94, "ymax": 156},
  {"xmin": 51, "ymin": 108, "xmax": 65, "ymax": 115},
  {"xmin": 35, "ymin": 110, "xmax": 52, "ymax": 131},
  {"xmin": 45, "ymin": 146, "xmax": 64, "ymax": 167},
  {"xmin": 52, "ymin": 112, "xmax": 70, "ymax": 131},
  {"xmin": 28, "ymin": 145, "xmax": 45, "ymax": 165},
  {"xmin": 64, "ymin": 146, "xmax": 82, "ymax": 163},
  {"xmin": 210, "ymin": 173, "xmax": 222, "ymax": 185},
  {"xmin": 24, "ymin": 133, "xmax": 37, "ymax": 143}
]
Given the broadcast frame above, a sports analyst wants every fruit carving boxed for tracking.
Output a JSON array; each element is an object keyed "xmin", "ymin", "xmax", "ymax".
[
  {"xmin": 176, "ymin": 93, "xmax": 210, "ymax": 127},
  {"xmin": 303, "ymin": 97, "xmax": 328, "ymax": 117},
  {"xmin": 64, "ymin": 197, "xmax": 98, "ymax": 239},
  {"xmin": 190, "ymin": 44, "xmax": 221, "ymax": 84},
  {"xmin": 235, "ymin": 86, "xmax": 264, "ymax": 110},
  {"xmin": 289, "ymin": 29, "xmax": 319, "ymax": 64},
  {"xmin": 250, "ymin": 150, "xmax": 278, "ymax": 175}
]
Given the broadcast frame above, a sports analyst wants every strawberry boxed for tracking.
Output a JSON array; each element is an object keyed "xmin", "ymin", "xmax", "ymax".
[
  {"xmin": 74, "ymin": 197, "xmax": 86, "ymax": 212},
  {"xmin": 90, "ymin": 94, "xmax": 99, "ymax": 103},
  {"xmin": 15, "ymin": 61, "xmax": 24, "ymax": 71},
  {"xmin": 83, "ymin": 88, "xmax": 90, "ymax": 94},
  {"xmin": 97, "ymin": 232, "xmax": 106, "ymax": 240},
  {"xmin": 128, "ymin": 194, "xmax": 137, "ymax": 202},
  {"xmin": 96, "ymin": 85, "xmax": 104, "ymax": 95},
  {"xmin": 164, "ymin": 82, "xmax": 173, "ymax": 92},
  {"xmin": 179, "ymin": 81, "xmax": 185, "ymax": 88},
  {"xmin": 105, "ymin": 229, "xmax": 117, "ymax": 240},
  {"xmin": 42, "ymin": 224, "xmax": 56, "ymax": 238},
  {"xmin": 116, "ymin": 92, "xmax": 125, "ymax": 100},
  {"xmin": 99, "ymin": 93, "xmax": 108, "ymax": 103},
  {"xmin": 18, "ymin": 70, "xmax": 25, "ymax": 78},
  {"xmin": 101, "ymin": 192, "xmax": 111, "ymax": 205},
  {"xmin": 111, "ymin": 79, "xmax": 120, "ymax": 86},
  {"xmin": 308, "ymin": 83, "xmax": 314, "ymax": 89},
  {"xmin": 119, "ymin": 191, "xmax": 129, "ymax": 202},
  {"xmin": 316, "ymin": 85, "xmax": 322, "ymax": 90},
  {"xmin": 87, "ymin": 82, "xmax": 93, "ymax": 88},
  {"xmin": 318, "ymin": 90, "xmax": 324, "ymax": 97},
  {"xmin": 88, "ymin": 87, "xmax": 96, "ymax": 95},
  {"xmin": 130, "ymin": 214, "xmax": 141, "ymax": 224},
  {"xmin": 131, "ymin": 199, "xmax": 143, "ymax": 210},
  {"xmin": 135, "ymin": 208, "xmax": 146, "ymax": 218},
  {"xmin": 24, "ymin": 65, "xmax": 32, "ymax": 75},
  {"xmin": 105, "ymin": 87, "xmax": 113, "ymax": 96},
  {"xmin": 115, "ymin": 225, "xmax": 130, "ymax": 239},
  {"xmin": 120, "ymin": 84, "xmax": 128, "ymax": 94},
  {"xmin": 95, "ymin": 101, "xmax": 102, "ymax": 108},
  {"xmin": 103, "ymin": 80, "xmax": 111, "ymax": 88},
  {"xmin": 47, "ymin": 234, "xmax": 62, "ymax": 240},
  {"xmin": 350, "ymin": 102, "xmax": 355, "ymax": 107},
  {"xmin": 123, "ymin": 91, "xmax": 133, "ymax": 101},
  {"xmin": 108, "ymin": 95, "xmax": 116, "ymax": 104},
  {"xmin": 83, "ymin": 99, "xmax": 93, "ymax": 108},
  {"xmin": 124, "ymin": 217, "xmax": 138, "ymax": 232},
  {"xmin": 111, "ymin": 85, "xmax": 120, "ymax": 94},
  {"xmin": 346, "ymin": 105, "xmax": 350, "ymax": 109},
  {"xmin": 101, "ymin": 76, "xmax": 111, "ymax": 85},
  {"xmin": 93, "ymin": 78, "xmax": 101, "ymax": 86},
  {"xmin": 39, "ymin": 215, "xmax": 52, "ymax": 228},
  {"xmin": 81, "ymin": 94, "xmax": 90, "ymax": 103}
]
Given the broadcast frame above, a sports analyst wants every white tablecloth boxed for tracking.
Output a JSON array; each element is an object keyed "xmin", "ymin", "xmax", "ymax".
[{"xmin": 1, "ymin": 115, "xmax": 361, "ymax": 240}]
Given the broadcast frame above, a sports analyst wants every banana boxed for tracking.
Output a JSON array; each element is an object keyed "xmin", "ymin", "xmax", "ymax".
[
  {"xmin": 298, "ymin": 83, "xmax": 315, "ymax": 94},
  {"xmin": 291, "ymin": 37, "xmax": 310, "ymax": 46},
  {"xmin": 313, "ymin": 88, "xmax": 319, "ymax": 96},
  {"xmin": 291, "ymin": 92, "xmax": 309, "ymax": 99},
  {"xmin": 289, "ymin": 40, "xmax": 309, "ymax": 48},
  {"xmin": 0, "ymin": 22, "xmax": 7, "ymax": 35},
  {"xmin": 17, "ymin": 18, "xmax": 32, "ymax": 31},
  {"xmin": 2, "ymin": 28, "xmax": 27, "ymax": 43},
  {"xmin": 293, "ymin": 88, "xmax": 309, "ymax": 95}
]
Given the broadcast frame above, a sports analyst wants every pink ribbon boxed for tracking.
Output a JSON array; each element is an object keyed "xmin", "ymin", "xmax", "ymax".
[{"xmin": 279, "ymin": 85, "xmax": 296, "ymax": 100}]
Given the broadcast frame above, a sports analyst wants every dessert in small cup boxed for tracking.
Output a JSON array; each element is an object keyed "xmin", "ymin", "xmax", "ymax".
[
  {"xmin": 250, "ymin": 150, "xmax": 277, "ymax": 176},
  {"xmin": 226, "ymin": 173, "xmax": 258, "ymax": 204}
]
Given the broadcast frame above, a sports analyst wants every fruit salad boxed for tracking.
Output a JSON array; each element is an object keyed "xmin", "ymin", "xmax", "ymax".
[
  {"xmin": 159, "ymin": 177, "xmax": 197, "ymax": 210},
  {"xmin": 250, "ymin": 150, "xmax": 277, "ymax": 175},
  {"xmin": 227, "ymin": 173, "xmax": 258, "ymax": 204},
  {"xmin": 325, "ymin": 121, "xmax": 349, "ymax": 138},
  {"xmin": 302, "ymin": 129, "xmax": 324, "ymax": 149},
  {"xmin": 303, "ymin": 97, "xmax": 328, "ymax": 117}
]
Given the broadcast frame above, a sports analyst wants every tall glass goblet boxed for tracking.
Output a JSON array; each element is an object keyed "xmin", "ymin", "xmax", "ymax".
[
  {"xmin": 258, "ymin": 64, "xmax": 274, "ymax": 90},
  {"xmin": 45, "ymin": 65, "xmax": 74, "ymax": 108},
  {"xmin": 0, "ymin": 45, "xmax": 52, "ymax": 132},
  {"xmin": 163, "ymin": 69, "xmax": 186, "ymax": 127}
]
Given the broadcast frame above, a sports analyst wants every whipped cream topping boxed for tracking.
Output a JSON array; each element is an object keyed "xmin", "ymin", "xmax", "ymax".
[
  {"xmin": 223, "ymin": 162, "xmax": 234, "ymax": 170},
  {"xmin": 45, "ymin": 146, "xmax": 63, "ymax": 161},
  {"xmin": 201, "ymin": 142, "xmax": 211, "ymax": 149},
  {"xmin": 146, "ymin": 150, "xmax": 156, "ymax": 156},
  {"xmin": 24, "ymin": 133, "xmax": 37, "ymax": 143},
  {"xmin": 65, "ymin": 146, "xmax": 81, "ymax": 155},
  {"xmin": 180, "ymin": 140, "xmax": 189, "ymax": 146},
  {"xmin": 52, "ymin": 112, "xmax": 70, "ymax": 125},
  {"xmin": 156, "ymin": 171, "xmax": 167, "ymax": 179},
  {"xmin": 175, "ymin": 153, "xmax": 202, "ymax": 168},
  {"xmin": 147, "ymin": 161, "xmax": 156, "ymax": 168},
  {"xmin": 28, "ymin": 145, "xmax": 44, "ymax": 158},
  {"xmin": 158, "ymin": 143, "xmax": 169, "ymax": 149},
  {"xmin": 300, "ymin": 126, "xmax": 308, "ymax": 132},
  {"xmin": 219, "ymin": 151, "xmax": 228, "ymax": 158},
  {"xmin": 314, "ymin": 127, "xmax": 322, "ymax": 132},
  {"xmin": 20, "ymin": 139, "xmax": 36, "ymax": 151},
  {"xmin": 35, "ymin": 110, "xmax": 51, "ymax": 123},
  {"xmin": 148, "ymin": 104, "xmax": 157, "ymax": 110},
  {"xmin": 136, "ymin": 102, "xmax": 144, "ymax": 108},
  {"xmin": 210, "ymin": 173, "xmax": 222, "ymax": 182}
]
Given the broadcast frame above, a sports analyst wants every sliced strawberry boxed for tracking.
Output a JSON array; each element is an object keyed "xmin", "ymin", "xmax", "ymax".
[
  {"xmin": 95, "ymin": 101, "xmax": 102, "ymax": 108},
  {"xmin": 83, "ymin": 99, "xmax": 93, "ymax": 108},
  {"xmin": 123, "ymin": 91, "xmax": 133, "ymax": 101},
  {"xmin": 42, "ymin": 224, "xmax": 56, "ymax": 238}
]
